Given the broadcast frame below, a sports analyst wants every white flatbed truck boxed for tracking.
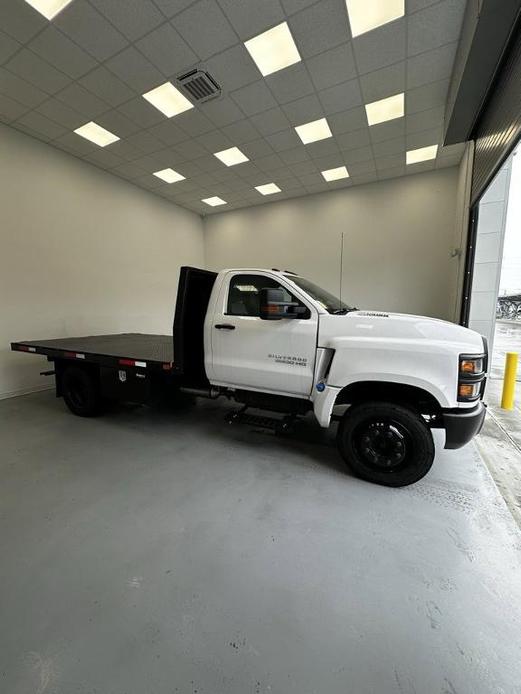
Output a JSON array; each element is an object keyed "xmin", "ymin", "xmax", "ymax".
[{"xmin": 12, "ymin": 266, "xmax": 487, "ymax": 487}]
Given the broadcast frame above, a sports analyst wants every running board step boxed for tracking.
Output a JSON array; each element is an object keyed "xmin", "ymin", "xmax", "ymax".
[{"xmin": 225, "ymin": 409, "xmax": 297, "ymax": 433}]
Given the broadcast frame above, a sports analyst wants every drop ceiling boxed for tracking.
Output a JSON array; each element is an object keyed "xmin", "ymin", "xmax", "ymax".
[{"xmin": 0, "ymin": 0, "xmax": 468, "ymax": 215}]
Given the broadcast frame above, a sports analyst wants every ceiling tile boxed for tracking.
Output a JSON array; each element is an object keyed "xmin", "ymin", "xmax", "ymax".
[
  {"xmin": 351, "ymin": 172, "xmax": 377, "ymax": 185},
  {"xmin": 173, "ymin": 138, "xmax": 208, "ymax": 159},
  {"xmin": 96, "ymin": 109, "xmax": 140, "ymax": 139},
  {"xmin": 249, "ymin": 106, "xmax": 290, "ymax": 136},
  {"xmin": 149, "ymin": 119, "xmax": 189, "ymax": 146},
  {"xmin": 296, "ymin": 172, "xmax": 321, "ymax": 186},
  {"xmin": 56, "ymin": 82, "xmax": 110, "ymax": 117},
  {"xmin": 352, "ymin": 20, "xmax": 406, "ymax": 74},
  {"xmin": 0, "ymin": 93, "xmax": 28, "ymax": 122},
  {"xmin": 79, "ymin": 66, "xmax": 136, "ymax": 108},
  {"xmin": 318, "ymin": 78, "xmax": 362, "ymax": 114},
  {"xmin": 328, "ymin": 106, "xmax": 366, "ymax": 135},
  {"xmin": 278, "ymin": 146, "xmax": 310, "ymax": 164},
  {"xmin": 343, "ymin": 144, "xmax": 373, "ymax": 163},
  {"xmin": 289, "ymin": 159, "xmax": 319, "ymax": 176},
  {"xmin": 305, "ymin": 136, "xmax": 340, "ymax": 158},
  {"xmin": 378, "ymin": 165, "xmax": 407, "ymax": 179},
  {"xmin": 6, "ymin": 48, "xmax": 70, "ymax": 94},
  {"xmin": 369, "ymin": 118, "xmax": 405, "ymax": 143},
  {"xmin": 105, "ymin": 46, "xmax": 164, "ymax": 93},
  {"xmin": 346, "ymin": 158, "xmax": 376, "ymax": 175},
  {"xmin": 407, "ymin": 0, "xmax": 443, "ymax": 11},
  {"xmin": 372, "ymin": 136, "xmax": 405, "ymax": 157},
  {"xmin": 230, "ymin": 80, "xmax": 277, "ymax": 116},
  {"xmin": 112, "ymin": 160, "xmax": 147, "ymax": 179},
  {"xmin": 29, "ymin": 26, "xmax": 97, "ymax": 79},
  {"xmin": 289, "ymin": 0, "xmax": 350, "ymax": 59},
  {"xmin": 202, "ymin": 96, "xmax": 245, "ymax": 127},
  {"xmin": 36, "ymin": 97, "xmax": 84, "ymax": 129},
  {"xmin": 174, "ymin": 0, "xmax": 238, "ymax": 61},
  {"xmin": 54, "ymin": 131, "xmax": 99, "ymax": 156},
  {"xmin": 55, "ymin": 1, "xmax": 128, "ymax": 62},
  {"xmin": 0, "ymin": 1, "xmax": 46, "ymax": 43},
  {"xmin": 265, "ymin": 62, "xmax": 314, "ymax": 104},
  {"xmin": 406, "ymin": 127, "xmax": 442, "ymax": 149},
  {"xmin": 375, "ymin": 153, "xmax": 404, "ymax": 171},
  {"xmin": 136, "ymin": 22, "xmax": 198, "ymax": 76},
  {"xmin": 255, "ymin": 153, "xmax": 286, "ymax": 171},
  {"xmin": 307, "ymin": 42, "xmax": 357, "ymax": 91},
  {"xmin": 241, "ymin": 138, "xmax": 273, "ymax": 159},
  {"xmin": 407, "ymin": 79, "xmax": 449, "ymax": 114},
  {"xmin": 408, "ymin": 0, "xmax": 466, "ymax": 57},
  {"xmin": 195, "ymin": 129, "xmax": 233, "ymax": 152},
  {"xmin": 405, "ymin": 105, "xmax": 444, "ymax": 133},
  {"xmin": 121, "ymin": 96, "xmax": 165, "ymax": 128},
  {"xmin": 336, "ymin": 128, "xmax": 370, "ymax": 151},
  {"xmin": 0, "ymin": 66, "xmax": 48, "ymax": 108},
  {"xmin": 217, "ymin": 0, "xmax": 285, "ymax": 40},
  {"xmin": 266, "ymin": 128, "xmax": 301, "ymax": 152},
  {"xmin": 0, "ymin": 31, "xmax": 21, "ymax": 64},
  {"xmin": 407, "ymin": 42, "xmax": 458, "ymax": 89},
  {"xmin": 222, "ymin": 118, "xmax": 260, "ymax": 144},
  {"xmin": 205, "ymin": 43, "xmax": 259, "ymax": 92},
  {"xmin": 90, "ymin": 0, "xmax": 164, "ymax": 42},
  {"xmin": 404, "ymin": 160, "xmax": 436, "ymax": 175},
  {"xmin": 109, "ymin": 138, "xmax": 147, "ymax": 161},
  {"xmin": 359, "ymin": 62, "xmax": 406, "ymax": 103},
  {"xmin": 85, "ymin": 148, "xmax": 124, "ymax": 169},
  {"xmin": 153, "ymin": 0, "xmax": 202, "ymax": 17},
  {"xmin": 175, "ymin": 109, "xmax": 215, "ymax": 136},
  {"xmin": 282, "ymin": 94, "xmax": 324, "ymax": 125}
]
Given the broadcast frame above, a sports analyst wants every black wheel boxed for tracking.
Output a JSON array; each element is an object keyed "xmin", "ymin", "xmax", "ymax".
[
  {"xmin": 62, "ymin": 365, "xmax": 103, "ymax": 417},
  {"xmin": 337, "ymin": 401, "xmax": 434, "ymax": 487}
]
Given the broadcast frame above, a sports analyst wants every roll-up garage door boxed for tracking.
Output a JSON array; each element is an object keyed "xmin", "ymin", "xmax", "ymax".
[{"xmin": 471, "ymin": 20, "xmax": 521, "ymax": 205}]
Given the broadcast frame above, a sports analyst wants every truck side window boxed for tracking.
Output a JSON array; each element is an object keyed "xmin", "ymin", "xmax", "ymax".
[{"xmin": 227, "ymin": 274, "xmax": 295, "ymax": 317}]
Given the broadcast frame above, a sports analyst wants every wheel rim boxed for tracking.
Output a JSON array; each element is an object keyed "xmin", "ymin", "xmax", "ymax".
[
  {"xmin": 67, "ymin": 375, "xmax": 87, "ymax": 409},
  {"xmin": 353, "ymin": 418, "xmax": 412, "ymax": 472}
]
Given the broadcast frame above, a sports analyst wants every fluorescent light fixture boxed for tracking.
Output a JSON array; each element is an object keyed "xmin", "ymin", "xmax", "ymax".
[
  {"xmin": 346, "ymin": 0, "xmax": 404, "ymax": 37},
  {"xmin": 365, "ymin": 93, "xmax": 404, "ymax": 126},
  {"xmin": 295, "ymin": 118, "xmax": 332, "ymax": 145},
  {"xmin": 24, "ymin": 0, "xmax": 74, "ymax": 20},
  {"xmin": 321, "ymin": 166, "xmax": 350, "ymax": 182},
  {"xmin": 214, "ymin": 147, "xmax": 249, "ymax": 167},
  {"xmin": 244, "ymin": 21, "xmax": 301, "ymax": 77},
  {"xmin": 202, "ymin": 196, "xmax": 227, "ymax": 207},
  {"xmin": 74, "ymin": 121, "xmax": 119, "ymax": 147},
  {"xmin": 153, "ymin": 168, "xmax": 185, "ymax": 184},
  {"xmin": 406, "ymin": 144, "xmax": 439, "ymax": 165},
  {"xmin": 255, "ymin": 183, "xmax": 281, "ymax": 195},
  {"xmin": 142, "ymin": 82, "xmax": 193, "ymax": 118}
]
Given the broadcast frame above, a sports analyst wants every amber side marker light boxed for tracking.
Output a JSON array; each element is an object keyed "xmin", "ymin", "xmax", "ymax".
[{"xmin": 458, "ymin": 383, "xmax": 480, "ymax": 399}]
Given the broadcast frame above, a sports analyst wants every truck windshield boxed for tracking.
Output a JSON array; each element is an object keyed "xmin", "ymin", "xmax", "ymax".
[{"xmin": 289, "ymin": 276, "xmax": 355, "ymax": 314}]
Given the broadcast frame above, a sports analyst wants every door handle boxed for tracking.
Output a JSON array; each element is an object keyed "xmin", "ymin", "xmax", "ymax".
[{"xmin": 215, "ymin": 323, "xmax": 236, "ymax": 330}]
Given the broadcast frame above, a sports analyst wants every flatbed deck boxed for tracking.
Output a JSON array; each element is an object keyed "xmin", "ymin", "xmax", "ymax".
[{"xmin": 12, "ymin": 333, "xmax": 175, "ymax": 370}]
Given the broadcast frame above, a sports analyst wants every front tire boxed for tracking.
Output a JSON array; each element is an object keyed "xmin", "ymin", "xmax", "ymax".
[
  {"xmin": 62, "ymin": 365, "xmax": 103, "ymax": 417},
  {"xmin": 337, "ymin": 401, "xmax": 434, "ymax": 487}
]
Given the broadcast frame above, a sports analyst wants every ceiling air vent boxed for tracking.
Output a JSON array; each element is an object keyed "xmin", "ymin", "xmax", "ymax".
[{"xmin": 176, "ymin": 69, "xmax": 221, "ymax": 103}]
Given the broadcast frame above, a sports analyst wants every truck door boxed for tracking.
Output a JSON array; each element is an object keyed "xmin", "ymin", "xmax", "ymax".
[{"xmin": 208, "ymin": 272, "xmax": 318, "ymax": 396}]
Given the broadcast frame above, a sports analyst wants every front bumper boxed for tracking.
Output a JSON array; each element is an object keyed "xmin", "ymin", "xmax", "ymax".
[{"xmin": 443, "ymin": 402, "xmax": 487, "ymax": 449}]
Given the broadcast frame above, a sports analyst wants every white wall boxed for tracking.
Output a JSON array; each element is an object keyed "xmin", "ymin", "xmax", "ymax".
[
  {"xmin": 0, "ymin": 124, "xmax": 204, "ymax": 399},
  {"xmin": 204, "ymin": 167, "xmax": 460, "ymax": 320}
]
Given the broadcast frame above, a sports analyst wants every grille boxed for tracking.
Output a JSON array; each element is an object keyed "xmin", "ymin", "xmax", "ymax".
[{"xmin": 176, "ymin": 69, "xmax": 221, "ymax": 103}]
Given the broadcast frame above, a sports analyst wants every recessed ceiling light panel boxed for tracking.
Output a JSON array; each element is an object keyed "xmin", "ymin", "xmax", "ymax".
[
  {"xmin": 295, "ymin": 118, "xmax": 332, "ymax": 145},
  {"xmin": 244, "ymin": 22, "xmax": 301, "ymax": 77},
  {"xmin": 321, "ymin": 166, "xmax": 350, "ymax": 182},
  {"xmin": 406, "ymin": 145, "xmax": 439, "ymax": 165},
  {"xmin": 214, "ymin": 147, "xmax": 249, "ymax": 167},
  {"xmin": 202, "ymin": 197, "xmax": 227, "ymax": 207},
  {"xmin": 24, "ymin": 0, "xmax": 74, "ymax": 20},
  {"xmin": 143, "ymin": 82, "xmax": 193, "ymax": 118},
  {"xmin": 365, "ymin": 93, "xmax": 404, "ymax": 126},
  {"xmin": 346, "ymin": 0, "xmax": 404, "ymax": 37},
  {"xmin": 255, "ymin": 183, "xmax": 281, "ymax": 195},
  {"xmin": 74, "ymin": 121, "xmax": 119, "ymax": 147},
  {"xmin": 153, "ymin": 168, "xmax": 185, "ymax": 184}
]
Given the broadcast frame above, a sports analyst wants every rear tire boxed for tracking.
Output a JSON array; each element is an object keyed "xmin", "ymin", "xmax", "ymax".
[
  {"xmin": 337, "ymin": 401, "xmax": 434, "ymax": 487},
  {"xmin": 62, "ymin": 365, "xmax": 103, "ymax": 417}
]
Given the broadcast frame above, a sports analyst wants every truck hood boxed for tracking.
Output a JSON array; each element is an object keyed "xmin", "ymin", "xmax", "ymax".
[{"xmin": 318, "ymin": 310, "xmax": 485, "ymax": 354}]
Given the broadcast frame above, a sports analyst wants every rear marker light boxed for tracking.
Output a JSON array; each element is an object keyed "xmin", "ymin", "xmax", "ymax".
[
  {"xmin": 118, "ymin": 359, "xmax": 147, "ymax": 368},
  {"xmin": 64, "ymin": 352, "xmax": 85, "ymax": 359}
]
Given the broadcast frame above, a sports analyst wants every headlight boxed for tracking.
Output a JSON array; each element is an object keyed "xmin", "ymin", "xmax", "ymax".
[
  {"xmin": 458, "ymin": 353, "xmax": 486, "ymax": 401},
  {"xmin": 460, "ymin": 358, "xmax": 484, "ymax": 375}
]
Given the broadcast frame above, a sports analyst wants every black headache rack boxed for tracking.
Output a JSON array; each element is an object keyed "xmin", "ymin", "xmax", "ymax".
[{"xmin": 11, "ymin": 266, "xmax": 218, "ymax": 381}]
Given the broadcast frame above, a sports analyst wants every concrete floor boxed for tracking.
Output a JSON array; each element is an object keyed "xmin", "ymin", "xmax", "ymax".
[{"xmin": 1, "ymin": 391, "xmax": 521, "ymax": 694}]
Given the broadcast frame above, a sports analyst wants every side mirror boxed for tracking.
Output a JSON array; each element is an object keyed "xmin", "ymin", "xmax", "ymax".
[{"xmin": 259, "ymin": 288, "xmax": 304, "ymax": 320}]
